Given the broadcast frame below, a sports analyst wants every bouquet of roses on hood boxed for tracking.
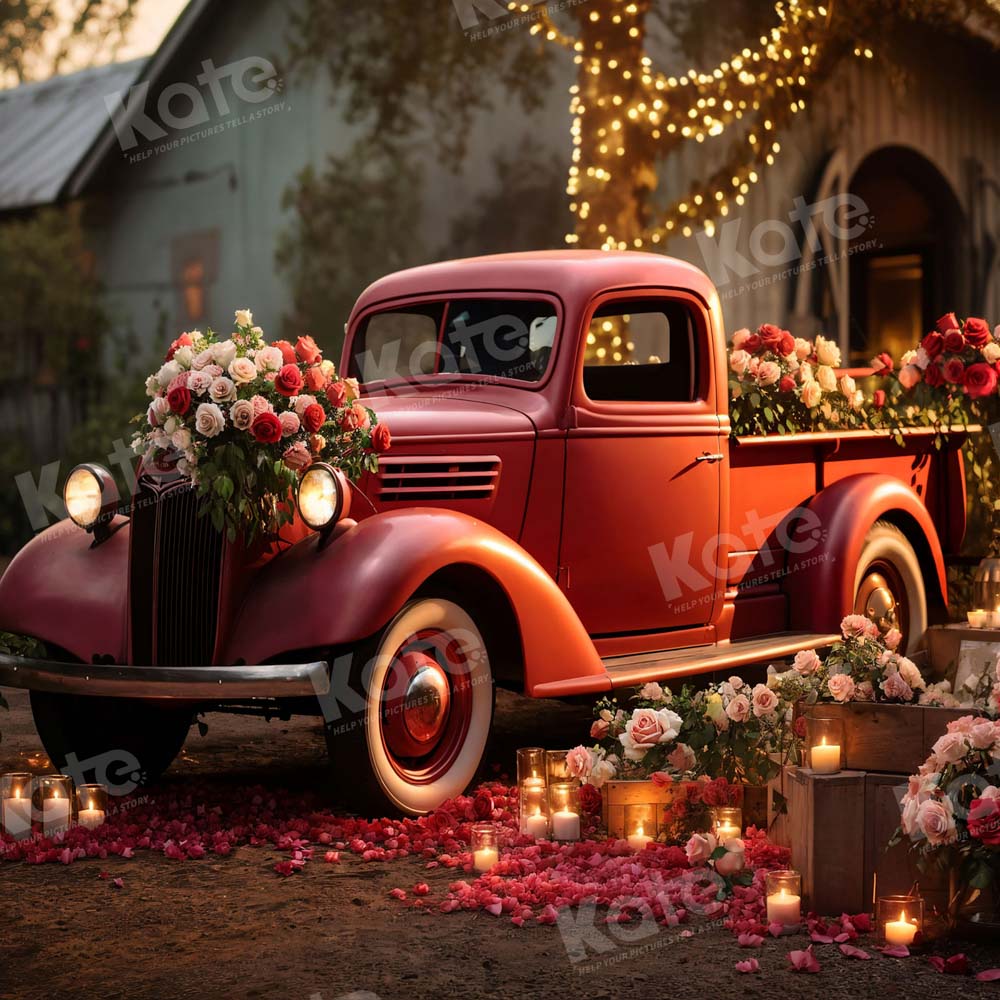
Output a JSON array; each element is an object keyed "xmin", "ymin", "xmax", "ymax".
[
  {"xmin": 728, "ymin": 324, "xmax": 869, "ymax": 436},
  {"xmin": 893, "ymin": 714, "xmax": 1000, "ymax": 905},
  {"xmin": 789, "ymin": 615, "xmax": 926, "ymax": 705},
  {"xmin": 133, "ymin": 309, "xmax": 390, "ymax": 540}
]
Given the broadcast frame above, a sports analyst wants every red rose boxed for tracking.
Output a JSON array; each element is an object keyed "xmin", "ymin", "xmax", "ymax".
[
  {"xmin": 326, "ymin": 380, "xmax": 348, "ymax": 409},
  {"xmin": 943, "ymin": 330, "xmax": 965, "ymax": 353},
  {"xmin": 340, "ymin": 401, "xmax": 370, "ymax": 432},
  {"xmin": 272, "ymin": 340, "xmax": 297, "ymax": 365},
  {"xmin": 873, "ymin": 389, "xmax": 886, "ymax": 409},
  {"xmin": 921, "ymin": 332, "xmax": 944, "ymax": 359},
  {"xmin": 295, "ymin": 335, "xmax": 322, "ymax": 365},
  {"xmin": 757, "ymin": 323, "xmax": 785, "ymax": 351},
  {"xmin": 166, "ymin": 385, "xmax": 191, "ymax": 415},
  {"xmin": 579, "ymin": 782, "xmax": 603, "ymax": 816},
  {"xmin": 778, "ymin": 376, "xmax": 796, "ymax": 393},
  {"xmin": 304, "ymin": 365, "xmax": 328, "ymax": 393},
  {"xmin": 250, "ymin": 411, "xmax": 283, "ymax": 444},
  {"xmin": 967, "ymin": 796, "xmax": 1000, "ymax": 846},
  {"xmin": 274, "ymin": 363, "xmax": 304, "ymax": 397},
  {"xmin": 371, "ymin": 422, "xmax": 391, "ymax": 453},
  {"xmin": 943, "ymin": 358, "xmax": 966, "ymax": 385},
  {"xmin": 935, "ymin": 312, "xmax": 960, "ymax": 334},
  {"xmin": 302, "ymin": 403, "xmax": 326, "ymax": 433},
  {"xmin": 871, "ymin": 352, "xmax": 893, "ymax": 375},
  {"xmin": 924, "ymin": 362, "xmax": 944, "ymax": 387},
  {"xmin": 743, "ymin": 334, "xmax": 762, "ymax": 354},
  {"xmin": 964, "ymin": 317, "xmax": 991, "ymax": 347},
  {"xmin": 778, "ymin": 331, "xmax": 796, "ymax": 356},
  {"xmin": 165, "ymin": 332, "xmax": 193, "ymax": 361},
  {"xmin": 963, "ymin": 362, "xmax": 998, "ymax": 399},
  {"xmin": 472, "ymin": 789, "xmax": 494, "ymax": 819}
]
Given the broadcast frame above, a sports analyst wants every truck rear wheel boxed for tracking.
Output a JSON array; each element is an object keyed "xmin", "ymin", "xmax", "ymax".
[
  {"xmin": 29, "ymin": 692, "xmax": 192, "ymax": 789},
  {"xmin": 326, "ymin": 596, "xmax": 495, "ymax": 816},
  {"xmin": 853, "ymin": 521, "xmax": 926, "ymax": 654}
]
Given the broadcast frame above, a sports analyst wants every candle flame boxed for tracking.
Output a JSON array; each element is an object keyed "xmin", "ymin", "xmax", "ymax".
[
  {"xmin": 636, "ymin": 825, "xmax": 644, "ymax": 837},
  {"xmin": 779, "ymin": 888, "xmax": 788, "ymax": 899},
  {"xmin": 820, "ymin": 736, "xmax": 828, "ymax": 747},
  {"xmin": 14, "ymin": 788, "xmax": 20, "ymax": 800},
  {"xmin": 899, "ymin": 909, "xmax": 907, "ymax": 923}
]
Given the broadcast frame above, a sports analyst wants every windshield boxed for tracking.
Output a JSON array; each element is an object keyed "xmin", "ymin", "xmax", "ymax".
[{"xmin": 350, "ymin": 298, "xmax": 558, "ymax": 386}]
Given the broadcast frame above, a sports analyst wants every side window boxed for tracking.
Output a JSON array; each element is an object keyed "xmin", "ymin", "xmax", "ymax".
[{"xmin": 583, "ymin": 299, "xmax": 699, "ymax": 403}]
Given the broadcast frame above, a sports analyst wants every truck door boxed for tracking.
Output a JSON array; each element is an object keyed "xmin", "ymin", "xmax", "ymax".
[{"xmin": 559, "ymin": 291, "xmax": 724, "ymax": 637}]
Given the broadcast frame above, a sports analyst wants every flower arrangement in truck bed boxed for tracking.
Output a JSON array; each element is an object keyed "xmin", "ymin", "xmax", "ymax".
[
  {"xmin": 892, "ymin": 714, "xmax": 1000, "ymax": 906},
  {"xmin": 133, "ymin": 310, "xmax": 390, "ymax": 539}
]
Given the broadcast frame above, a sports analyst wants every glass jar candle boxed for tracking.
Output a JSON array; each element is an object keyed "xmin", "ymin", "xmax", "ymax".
[
  {"xmin": 1, "ymin": 773, "xmax": 34, "ymax": 839},
  {"xmin": 877, "ymin": 894, "xmax": 923, "ymax": 946},
  {"xmin": 765, "ymin": 870, "xmax": 802, "ymax": 932},
  {"xmin": 36, "ymin": 775, "xmax": 73, "ymax": 837},
  {"xmin": 549, "ymin": 782, "xmax": 581, "ymax": 841},
  {"xmin": 712, "ymin": 806, "xmax": 743, "ymax": 842},
  {"xmin": 517, "ymin": 747, "xmax": 548, "ymax": 836},
  {"xmin": 76, "ymin": 784, "xmax": 108, "ymax": 830},
  {"xmin": 806, "ymin": 715, "xmax": 844, "ymax": 774},
  {"xmin": 545, "ymin": 749, "xmax": 575, "ymax": 785},
  {"xmin": 624, "ymin": 803, "xmax": 655, "ymax": 851},
  {"xmin": 471, "ymin": 823, "xmax": 499, "ymax": 872}
]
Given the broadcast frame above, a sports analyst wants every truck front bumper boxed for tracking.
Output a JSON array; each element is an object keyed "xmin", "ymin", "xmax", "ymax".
[{"xmin": 0, "ymin": 653, "xmax": 331, "ymax": 701}]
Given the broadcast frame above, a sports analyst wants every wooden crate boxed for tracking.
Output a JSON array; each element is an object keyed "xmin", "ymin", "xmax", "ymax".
[
  {"xmin": 786, "ymin": 767, "xmax": 868, "ymax": 915},
  {"xmin": 804, "ymin": 703, "xmax": 971, "ymax": 774},
  {"xmin": 601, "ymin": 780, "xmax": 676, "ymax": 839}
]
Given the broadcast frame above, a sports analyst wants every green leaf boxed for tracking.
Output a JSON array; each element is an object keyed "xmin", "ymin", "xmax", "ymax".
[{"xmin": 214, "ymin": 475, "xmax": 234, "ymax": 501}]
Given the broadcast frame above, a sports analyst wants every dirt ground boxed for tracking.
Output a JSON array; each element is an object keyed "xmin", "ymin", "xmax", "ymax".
[{"xmin": 1, "ymin": 687, "xmax": 999, "ymax": 1000}]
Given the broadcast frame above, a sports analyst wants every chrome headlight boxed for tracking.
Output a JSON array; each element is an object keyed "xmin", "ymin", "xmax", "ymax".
[
  {"xmin": 297, "ymin": 463, "xmax": 349, "ymax": 533},
  {"xmin": 64, "ymin": 464, "xmax": 118, "ymax": 533}
]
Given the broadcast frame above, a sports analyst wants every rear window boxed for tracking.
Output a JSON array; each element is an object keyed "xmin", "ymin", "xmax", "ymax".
[{"xmin": 351, "ymin": 298, "xmax": 557, "ymax": 385}]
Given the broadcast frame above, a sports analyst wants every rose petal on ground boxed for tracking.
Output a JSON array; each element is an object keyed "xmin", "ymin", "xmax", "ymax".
[
  {"xmin": 976, "ymin": 969, "xmax": 1000, "ymax": 981},
  {"xmin": 877, "ymin": 945, "xmax": 910, "ymax": 958},
  {"xmin": 839, "ymin": 944, "xmax": 871, "ymax": 960},
  {"xmin": 788, "ymin": 946, "xmax": 821, "ymax": 973},
  {"xmin": 810, "ymin": 932, "xmax": 834, "ymax": 944},
  {"xmin": 735, "ymin": 959, "xmax": 760, "ymax": 974},
  {"xmin": 738, "ymin": 933, "xmax": 764, "ymax": 947}
]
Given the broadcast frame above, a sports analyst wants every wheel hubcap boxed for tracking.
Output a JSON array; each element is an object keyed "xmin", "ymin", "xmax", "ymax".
[
  {"xmin": 855, "ymin": 562, "xmax": 907, "ymax": 639},
  {"xmin": 403, "ymin": 664, "xmax": 451, "ymax": 745}
]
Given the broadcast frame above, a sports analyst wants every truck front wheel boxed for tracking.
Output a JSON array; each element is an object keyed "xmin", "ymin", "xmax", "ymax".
[
  {"xmin": 853, "ymin": 520, "xmax": 927, "ymax": 654},
  {"xmin": 29, "ymin": 692, "xmax": 192, "ymax": 788},
  {"xmin": 326, "ymin": 596, "xmax": 495, "ymax": 816}
]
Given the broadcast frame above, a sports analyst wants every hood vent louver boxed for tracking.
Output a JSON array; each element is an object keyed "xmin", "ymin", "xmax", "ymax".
[{"xmin": 375, "ymin": 455, "xmax": 501, "ymax": 503}]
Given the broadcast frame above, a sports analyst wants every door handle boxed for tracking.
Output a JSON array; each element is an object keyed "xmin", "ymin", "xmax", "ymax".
[{"xmin": 695, "ymin": 452, "xmax": 725, "ymax": 463}]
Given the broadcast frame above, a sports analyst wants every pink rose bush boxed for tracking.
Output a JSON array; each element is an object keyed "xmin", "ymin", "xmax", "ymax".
[
  {"xmin": 896, "ymin": 714, "xmax": 1000, "ymax": 897},
  {"xmin": 134, "ymin": 310, "xmax": 388, "ymax": 539}
]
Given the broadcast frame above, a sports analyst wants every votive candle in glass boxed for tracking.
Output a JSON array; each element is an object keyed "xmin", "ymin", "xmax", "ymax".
[
  {"xmin": 624, "ymin": 803, "xmax": 655, "ymax": 851},
  {"xmin": 765, "ymin": 870, "xmax": 802, "ymax": 931},
  {"xmin": 471, "ymin": 823, "xmax": 498, "ymax": 872},
  {"xmin": 76, "ymin": 784, "xmax": 108, "ymax": 830},
  {"xmin": 38, "ymin": 775, "xmax": 73, "ymax": 837},
  {"xmin": 807, "ymin": 715, "xmax": 844, "ymax": 774},
  {"xmin": 517, "ymin": 747, "xmax": 548, "ymax": 835},
  {"xmin": 545, "ymin": 749, "xmax": 575, "ymax": 785},
  {"xmin": 712, "ymin": 805, "xmax": 743, "ymax": 843},
  {"xmin": 549, "ymin": 782, "xmax": 581, "ymax": 841},
  {"xmin": 967, "ymin": 609, "xmax": 987, "ymax": 628},
  {"xmin": 877, "ymin": 894, "xmax": 923, "ymax": 946},
  {"xmin": 1, "ymin": 773, "xmax": 33, "ymax": 839}
]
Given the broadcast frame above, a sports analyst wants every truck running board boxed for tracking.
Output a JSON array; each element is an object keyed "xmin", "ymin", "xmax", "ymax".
[{"xmin": 601, "ymin": 631, "xmax": 841, "ymax": 687}]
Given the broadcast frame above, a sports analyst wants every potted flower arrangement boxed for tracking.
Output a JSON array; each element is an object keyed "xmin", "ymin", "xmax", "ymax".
[
  {"xmin": 132, "ymin": 310, "xmax": 390, "ymax": 540},
  {"xmin": 893, "ymin": 714, "xmax": 1000, "ymax": 936}
]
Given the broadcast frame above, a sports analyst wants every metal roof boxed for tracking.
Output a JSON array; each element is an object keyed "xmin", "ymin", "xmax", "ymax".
[{"xmin": 0, "ymin": 57, "xmax": 147, "ymax": 212}]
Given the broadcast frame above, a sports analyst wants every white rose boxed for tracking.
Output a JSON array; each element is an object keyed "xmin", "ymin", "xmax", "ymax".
[
  {"xmin": 984, "ymin": 343, "xmax": 1000, "ymax": 364},
  {"xmin": 839, "ymin": 374, "xmax": 856, "ymax": 398},
  {"xmin": 194, "ymin": 402, "xmax": 225, "ymax": 438},
  {"xmin": 801, "ymin": 380, "xmax": 822, "ymax": 408},
  {"xmin": 173, "ymin": 345, "xmax": 194, "ymax": 369},
  {"xmin": 851, "ymin": 389, "xmax": 864, "ymax": 410},
  {"xmin": 171, "ymin": 428, "xmax": 192, "ymax": 451},
  {"xmin": 913, "ymin": 347, "xmax": 930, "ymax": 370},
  {"xmin": 163, "ymin": 416, "xmax": 179, "ymax": 435},
  {"xmin": 900, "ymin": 349, "xmax": 917, "ymax": 366},
  {"xmin": 794, "ymin": 337, "xmax": 811, "ymax": 360},
  {"xmin": 817, "ymin": 365, "xmax": 837, "ymax": 392},
  {"xmin": 898, "ymin": 365, "xmax": 921, "ymax": 389},
  {"xmin": 192, "ymin": 348, "xmax": 215, "ymax": 371},
  {"xmin": 209, "ymin": 377, "xmax": 237, "ymax": 403},
  {"xmin": 815, "ymin": 335, "xmax": 841, "ymax": 367},
  {"xmin": 235, "ymin": 309, "xmax": 253, "ymax": 328},
  {"xmin": 254, "ymin": 346, "xmax": 284, "ymax": 373},
  {"xmin": 145, "ymin": 375, "xmax": 159, "ymax": 398},
  {"xmin": 229, "ymin": 357, "xmax": 257, "ymax": 384},
  {"xmin": 589, "ymin": 758, "xmax": 616, "ymax": 788},
  {"xmin": 212, "ymin": 340, "xmax": 238, "ymax": 369},
  {"xmin": 156, "ymin": 361, "xmax": 181, "ymax": 388}
]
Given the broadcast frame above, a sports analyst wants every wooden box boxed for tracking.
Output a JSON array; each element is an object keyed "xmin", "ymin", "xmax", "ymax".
[
  {"xmin": 804, "ymin": 703, "xmax": 971, "ymax": 775},
  {"xmin": 601, "ymin": 780, "xmax": 676, "ymax": 839}
]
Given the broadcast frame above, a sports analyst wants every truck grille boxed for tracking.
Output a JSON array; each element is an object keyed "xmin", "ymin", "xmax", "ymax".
[
  {"xmin": 375, "ymin": 456, "xmax": 501, "ymax": 503},
  {"xmin": 129, "ymin": 479, "xmax": 224, "ymax": 666}
]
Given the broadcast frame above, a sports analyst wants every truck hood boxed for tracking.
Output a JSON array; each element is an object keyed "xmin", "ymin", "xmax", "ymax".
[{"xmin": 363, "ymin": 390, "xmax": 536, "ymax": 442}]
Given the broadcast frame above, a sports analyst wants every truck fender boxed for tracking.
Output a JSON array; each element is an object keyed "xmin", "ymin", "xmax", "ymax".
[
  {"xmin": 222, "ymin": 508, "xmax": 610, "ymax": 697},
  {"xmin": 785, "ymin": 473, "xmax": 947, "ymax": 634},
  {"xmin": 0, "ymin": 517, "xmax": 129, "ymax": 663}
]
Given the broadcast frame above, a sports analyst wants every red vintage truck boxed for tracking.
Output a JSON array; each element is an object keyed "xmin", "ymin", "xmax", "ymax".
[{"xmin": 0, "ymin": 251, "xmax": 968, "ymax": 814}]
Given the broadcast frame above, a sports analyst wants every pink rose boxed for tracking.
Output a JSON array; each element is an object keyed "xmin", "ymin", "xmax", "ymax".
[
  {"xmin": 279, "ymin": 410, "xmax": 301, "ymax": 437},
  {"xmin": 793, "ymin": 649, "xmax": 821, "ymax": 676},
  {"xmin": 590, "ymin": 719, "xmax": 609, "ymax": 740},
  {"xmin": 884, "ymin": 628, "xmax": 902, "ymax": 651},
  {"xmin": 731, "ymin": 328, "xmax": 752, "ymax": 351},
  {"xmin": 755, "ymin": 361, "xmax": 781, "ymax": 387},
  {"xmin": 685, "ymin": 832, "xmax": 717, "ymax": 867},
  {"xmin": 932, "ymin": 731, "xmax": 968, "ymax": 764},
  {"xmin": 827, "ymin": 674, "xmax": 856, "ymax": 703},
  {"xmin": 915, "ymin": 797, "xmax": 957, "ymax": 846},
  {"xmin": 725, "ymin": 694, "xmax": 751, "ymax": 723},
  {"xmin": 880, "ymin": 671, "xmax": 913, "ymax": 702},
  {"xmin": 640, "ymin": 681, "xmax": 666, "ymax": 702},
  {"xmin": 840, "ymin": 614, "xmax": 879, "ymax": 640},
  {"xmin": 750, "ymin": 683, "xmax": 779, "ymax": 718},
  {"xmin": 230, "ymin": 399, "xmax": 254, "ymax": 431},
  {"xmin": 968, "ymin": 720, "xmax": 997, "ymax": 751},
  {"xmin": 565, "ymin": 745, "xmax": 593, "ymax": 780},
  {"xmin": 667, "ymin": 743, "xmax": 697, "ymax": 773},
  {"xmin": 251, "ymin": 394, "xmax": 272, "ymax": 417},
  {"xmin": 618, "ymin": 707, "xmax": 683, "ymax": 761},
  {"xmin": 714, "ymin": 839, "xmax": 745, "ymax": 877},
  {"xmin": 282, "ymin": 441, "xmax": 312, "ymax": 471},
  {"xmin": 854, "ymin": 681, "xmax": 875, "ymax": 702}
]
